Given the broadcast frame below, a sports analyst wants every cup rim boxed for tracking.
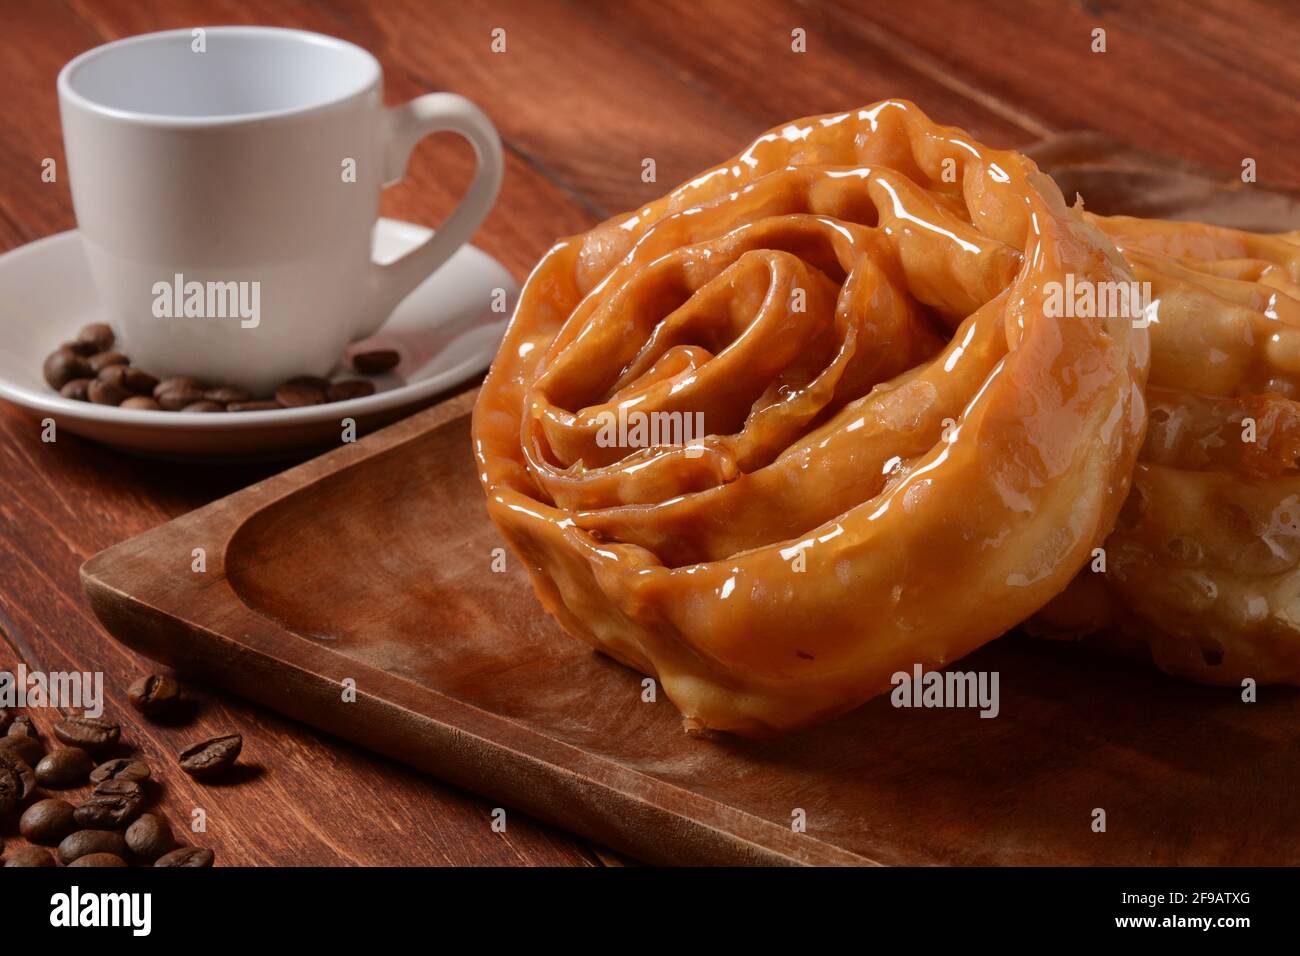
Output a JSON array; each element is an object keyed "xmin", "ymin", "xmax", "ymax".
[{"xmin": 57, "ymin": 25, "xmax": 382, "ymax": 128}]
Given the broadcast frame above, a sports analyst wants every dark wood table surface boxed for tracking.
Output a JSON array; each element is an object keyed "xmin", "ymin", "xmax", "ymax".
[{"xmin": 1, "ymin": 0, "xmax": 1296, "ymax": 866}]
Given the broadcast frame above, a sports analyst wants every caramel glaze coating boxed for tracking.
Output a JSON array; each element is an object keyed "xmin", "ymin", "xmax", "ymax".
[
  {"xmin": 473, "ymin": 100, "xmax": 1149, "ymax": 735},
  {"xmin": 1032, "ymin": 216, "xmax": 1300, "ymax": 685}
]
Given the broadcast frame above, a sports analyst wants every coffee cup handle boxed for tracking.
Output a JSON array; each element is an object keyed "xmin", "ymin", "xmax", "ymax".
[{"xmin": 363, "ymin": 93, "xmax": 504, "ymax": 337}]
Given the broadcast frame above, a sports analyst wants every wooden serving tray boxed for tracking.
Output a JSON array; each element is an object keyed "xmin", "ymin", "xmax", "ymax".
[{"xmin": 82, "ymin": 141, "xmax": 1300, "ymax": 866}]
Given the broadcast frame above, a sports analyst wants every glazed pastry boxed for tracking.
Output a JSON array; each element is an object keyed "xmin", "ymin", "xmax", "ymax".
[
  {"xmin": 1032, "ymin": 217, "xmax": 1300, "ymax": 685},
  {"xmin": 473, "ymin": 100, "xmax": 1149, "ymax": 735}
]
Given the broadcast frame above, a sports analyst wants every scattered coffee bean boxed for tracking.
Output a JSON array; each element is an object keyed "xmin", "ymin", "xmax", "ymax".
[
  {"xmin": 351, "ymin": 348, "xmax": 400, "ymax": 375},
  {"xmin": 74, "ymin": 778, "xmax": 146, "ymax": 829},
  {"xmin": 43, "ymin": 347, "xmax": 92, "ymax": 389},
  {"xmin": 88, "ymin": 378, "xmax": 131, "ymax": 406},
  {"xmin": 7, "ymin": 715, "xmax": 35, "ymax": 738},
  {"xmin": 70, "ymin": 852, "xmax": 128, "ymax": 867},
  {"xmin": 127, "ymin": 674, "xmax": 182, "ymax": 719},
  {"xmin": 121, "ymin": 395, "xmax": 161, "ymax": 410},
  {"xmin": 44, "ymin": 334, "xmax": 404, "ymax": 423},
  {"xmin": 35, "ymin": 747, "xmax": 93, "ymax": 788},
  {"xmin": 59, "ymin": 377, "xmax": 93, "ymax": 401},
  {"xmin": 96, "ymin": 363, "xmax": 132, "ymax": 388},
  {"xmin": 90, "ymin": 758, "xmax": 151, "ymax": 784},
  {"xmin": 153, "ymin": 376, "xmax": 203, "ymax": 398},
  {"xmin": 0, "ymin": 767, "xmax": 19, "ymax": 816},
  {"xmin": 3, "ymin": 845, "xmax": 56, "ymax": 867},
  {"xmin": 155, "ymin": 846, "xmax": 214, "ymax": 868},
  {"xmin": 53, "ymin": 715, "xmax": 120, "ymax": 753},
  {"xmin": 327, "ymin": 379, "xmax": 376, "ymax": 402},
  {"xmin": 156, "ymin": 381, "xmax": 207, "ymax": 410},
  {"xmin": 0, "ymin": 733, "xmax": 44, "ymax": 766},
  {"xmin": 44, "ymin": 331, "xmax": 407, "ymax": 423},
  {"xmin": 178, "ymin": 734, "xmax": 242, "ymax": 780},
  {"xmin": 125, "ymin": 813, "xmax": 175, "ymax": 861},
  {"xmin": 275, "ymin": 381, "xmax": 326, "ymax": 407},
  {"xmin": 120, "ymin": 395, "xmax": 161, "ymax": 411},
  {"xmin": 64, "ymin": 338, "xmax": 100, "ymax": 357},
  {"xmin": 20, "ymin": 798, "xmax": 77, "ymax": 844},
  {"xmin": 204, "ymin": 385, "xmax": 252, "ymax": 404},
  {"xmin": 58, "ymin": 828, "xmax": 128, "ymax": 864},
  {"xmin": 77, "ymin": 322, "xmax": 115, "ymax": 352},
  {"xmin": 0, "ymin": 708, "xmax": 9, "ymax": 733},
  {"xmin": 88, "ymin": 350, "xmax": 129, "ymax": 372},
  {"xmin": 123, "ymin": 367, "xmax": 159, "ymax": 394},
  {"xmin": 0, "ymin": 749, "xmax": 38, "ymax": 796}
]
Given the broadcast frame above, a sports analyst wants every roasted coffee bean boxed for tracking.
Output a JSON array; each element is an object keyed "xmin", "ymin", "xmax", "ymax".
[
  {"xmin": 125, "ymin": 813, "xmax": 175, "ymax": 861},
  {"xmin": 88, "ymin": 350, "xmax": 129, "ymax": 372},
  {"xmin": 274, "ymin": 381, "xmax": 326, "ymax": 407},
  {"xmin": 43, "ymin": 347, "xmax": 92, "ymax": 389},
  {"xmin": 127, "ymin": 674, "xmax": 182, "ymax": 719},
  {"xmin": 156, "ymin": 384, "xmax": 207, "ymax": 410},
  {"xmin": 96, "ymin": 363, "xmax": 132, "ymax": 387},
  {"xmin": 52, "ymin": 715, "xmax": 120, "ymax": 753},
  {"xmin": 181, "ymin": 400, "xmax": 225, "ymax": 413},
  {"xmin": 13, "ymin": 765, "xmax": 37, "ymax": 800},
  {"xmin": 226, "ymin": 400, "xmax": 281, "ymax": 412},
  {"xmin": 204, "ymin": 385, "xmax": 253, "ymax": 404},
  {"xmin": 0, "ymin": 749, "xmax": 37, "ymax": 796},
  {"xmin": 90, "ymin": 758, "xmax": 151, "ymax": 784},
  {"xmin": 70, "ymin": 852, "xmax": 128, "ymax": 867},
  {"xmin": 0, "ymin": 767, "xmax": 19, "ymax": 816},
  {"xmin": 4, "ymin": 845, "xmax": 55, "ymax": 867},
  {"xmin": 74, "ymin": 778, "xmax": 146, "ymax": 829},
  {"xmin": 0, "ymin": 708, "xmax": 9, "ymax": 733},
  {"xmin": 77, "ymin": 322, "xmax": 115, "ymax": 352},
  {"xmin": 178, "ymin": 734, "xmax": 242, "ymax": 780},
  {"xmin": 7, "ymin": 715, "xmax": 35, "ymax": 738},
  {"xmin": 158, "ymin": 389, "xmax": 202, "ymax": 410},
  {"xmin": 351, "ymin": 348, "xmax": 400, "ymax": 375},
  {"xmin": 88, "ymin": 378, "xmax": 131, "ymax": 406},
  {"xmin": 121, "ymin": 395, "xmax": 162, "ymax": 410},
  {"xmin": 35, "ymin": 747, "xmax": 93, "ymax": 788},
  {"xmin": 153, "ymin": 376, "xmax": 203, "ymax": 397},
  {"xmin": 155, "ymin": 846, "xmax": 214, "ymax": 868},
  {"xmin": 327, "ymin": 379, "xmax": 376, "ymax": 402},
  {"xmin": 58, "ymin": 828, "xmax": 128, "ymax": 864},
  {"xmin": 124, "ymin": 367, "xmax": 160, "ymax": 394},
  {"xmin": 0, "ymin": 733, "xmax": 43, "ymax": 766},
  {"xmin": 64, "ymin": 338, "xmax": 100, "ymax": 357},
  {"xmin": 20, "ymin": 798, "xmax": 77, "ymax": 844},
  {"xmin": 59, "ymin": 377, "xmax": 93, "ymax": 401}
]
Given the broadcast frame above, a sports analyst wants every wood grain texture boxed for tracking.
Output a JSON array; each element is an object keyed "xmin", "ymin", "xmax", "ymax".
[
  {"xmin": 836, "ymin": 0, "xmax": 1300, "ymax": 188},
  {"xmin": 1, "ymin": 0, "xmax": 1295, "ymax": 865}
]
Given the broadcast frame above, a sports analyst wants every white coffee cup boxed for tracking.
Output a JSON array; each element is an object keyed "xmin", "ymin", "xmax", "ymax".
[{"xmin": 57, "ymin": 26, "xmax": 504, "ymax": 394}]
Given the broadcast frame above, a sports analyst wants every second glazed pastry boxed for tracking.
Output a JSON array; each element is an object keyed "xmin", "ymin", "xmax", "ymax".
[{"xmin": 1033, "ymin": 217, "xmax": 1300, "ymax": 685}]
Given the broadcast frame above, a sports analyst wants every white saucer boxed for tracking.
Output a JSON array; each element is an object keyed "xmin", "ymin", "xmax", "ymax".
[{"xmin": 0, "ymin": 218, "xmax": 514, "ymax": 460}]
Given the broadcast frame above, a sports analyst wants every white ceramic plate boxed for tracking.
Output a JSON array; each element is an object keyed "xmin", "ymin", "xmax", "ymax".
[{"xmin": 0, "ymin": 218, "xmax": 514, "ymax": 459}]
